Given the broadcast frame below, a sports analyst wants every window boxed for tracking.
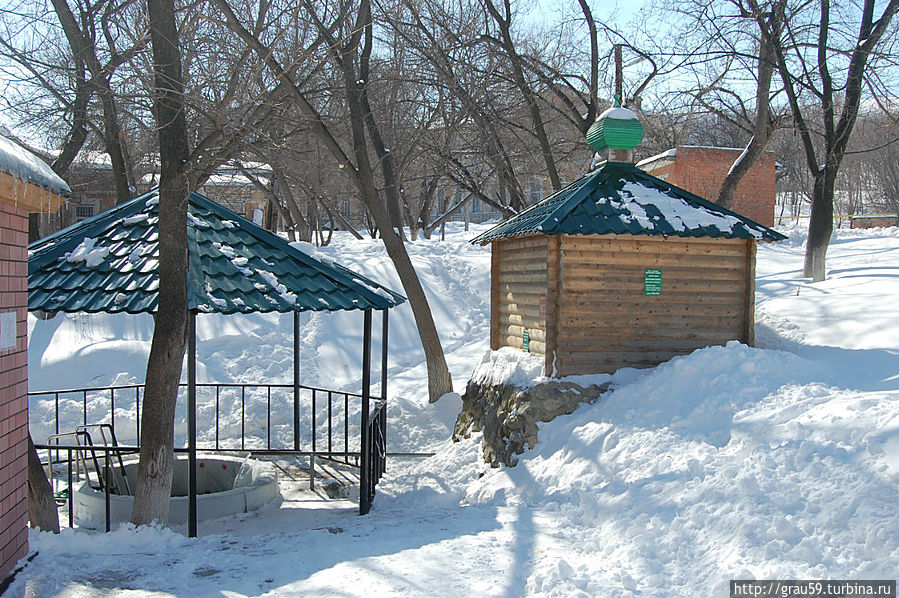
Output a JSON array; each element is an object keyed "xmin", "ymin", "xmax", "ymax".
[{"xmin": 74, "ymin": 204, "xmax": 95, "ymax": 222}]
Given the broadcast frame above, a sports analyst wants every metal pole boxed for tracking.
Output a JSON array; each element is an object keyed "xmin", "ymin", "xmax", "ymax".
[
  {"xmin": 293, "ymin": 311, "xmax": 300, "ymax": 451},
  {"xmin": 359, "ymin": 309, "xmax": 372, "ymax": 515},
  {"xmin": 381, "ymin": 309, "xmax": 388, "ymax": 470},
  {"xmin": 188, "ymin": 311, "xmax": 197, "ymax": 538}
]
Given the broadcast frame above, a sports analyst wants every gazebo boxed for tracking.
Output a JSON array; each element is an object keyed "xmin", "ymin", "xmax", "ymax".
[{"xmin": 27, "ymin": 188, "xmax": 405, "ymax": 533}]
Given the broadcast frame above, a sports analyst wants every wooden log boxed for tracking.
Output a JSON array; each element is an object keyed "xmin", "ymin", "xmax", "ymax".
[
  {"xmin": 490, "ymin": 241, "xmax": 501, "ymax": 350},
  {"xmin": 501, "ymin": 324, "xmax": 546, "ymax": 342},
  {"xmin": 499, "ymin": 303, "xmax": 542, "ymax": 318},
  {"xmin": 500, "ymin": 336, "xmax": 546, "ymax": 355},
  {"xmin": 557, "ymin": 325, "xmax": 744, "ymax": 342},
  {"xmin": 563, "ymin": 235, "xmax": 746, "ymax": 254},
  {"xmin": 496, "ymin": 272, "xmax": 548, "ymax": 284},
  {"xmin": 560, "ymin": 300, "xmax": 746, "ymax": 316},
  {"xmin": 557, "ymin": 335, "xmax": 738, "ymax": 353},
  {"xmin": 545, "ymin": 236, "xmax": 561, "ymax": 376},
  {"xmin": 561, "ymin": 277, "xmax": 746, "ymax": 293},
  {"xmin": 744, "ymin": 240, "xmax": 756, "ymax": 345}
]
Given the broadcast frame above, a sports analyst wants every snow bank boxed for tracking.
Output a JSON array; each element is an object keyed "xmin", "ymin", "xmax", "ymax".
[{"xmin": 18, "ymin": 222, "xmax": 899, "ymax": 597}]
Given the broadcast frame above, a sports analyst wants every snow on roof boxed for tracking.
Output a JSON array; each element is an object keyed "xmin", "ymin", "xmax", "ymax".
[
  {"xmin": 636, "ymin": 148, "xmax": 677, "ymax": 168},
  {"xmin": 597, "ymin": 105, "xmax": 640, "ymax": 121},
  {"xmin": 0, "ymin": 135, "xmax": 70, "ymax": 196}
]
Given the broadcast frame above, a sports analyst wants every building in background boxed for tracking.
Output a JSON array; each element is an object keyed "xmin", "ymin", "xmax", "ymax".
[{"xmin": 638, "ymin": 146, "xmax": 777, "ymax": 227}]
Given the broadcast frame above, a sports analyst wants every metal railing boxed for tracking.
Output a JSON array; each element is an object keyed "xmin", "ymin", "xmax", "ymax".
[
  {"xmin": 29, "ymin": 382, "xmax": 379, "ymax": 464},
  {"xmin": 360, "ymin": 400, "xmax": 387, "ymax": 515}
]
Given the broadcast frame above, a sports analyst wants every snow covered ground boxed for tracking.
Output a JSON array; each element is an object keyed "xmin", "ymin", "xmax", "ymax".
[{"xmin": 9, "ymin": 222, "xmax": 899, "ymax": 597}]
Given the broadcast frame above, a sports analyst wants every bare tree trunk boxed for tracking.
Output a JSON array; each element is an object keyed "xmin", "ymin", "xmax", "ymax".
[
  {"xmin": 216, "ymin": 0, "xmax": 453, "ymax": 401},
  {"xmin": 50, "ymin": 59, "xmax": 91, "ymax": 177},
  {"xmin": 27, "ymin": 435, "xmax": 59, "ymax": 533},
  {"xmin": 49, "ymin": 0, "xmax": 133, "ymax": 204},
  {"xmin": 716, "ymin": 1, "xmax": 783, "ymax": 210},
  {"xmin": 804, "ymin": 169, "xmax": 835, "ymax": 281},
  {"xmin": 131, "ymin": 0, "xmax": 190, "ymax": 526},
  {"xmin": 484, "ymin": 0, "xmax": 561, "ymax": 191}
]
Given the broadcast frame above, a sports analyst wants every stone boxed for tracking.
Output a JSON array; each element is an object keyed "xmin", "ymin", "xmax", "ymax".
[{"xmin": 453, "ymin": 378, "xmax": 611, "ymax": 468}]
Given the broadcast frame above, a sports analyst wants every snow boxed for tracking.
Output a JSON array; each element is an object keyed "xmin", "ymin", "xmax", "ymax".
[
  {"xmin": 65, "ymin": 237, "xmax": 110, "ymax": 268},
  {"xmin": 610, "ymin": 181, "xmax": 767, "ymax": 238},
  {"xmin": 0, "ymin": 134, "xmax": 70, "ymax": 196},
  {"xmin": 122, "ymin": 214, "xmax": 149, "ymax": 225},
  {"xmin": 635, "ymin": 147, "xmax": 677, "ymax": 168},
  {"xmin": 12, "ymin": 221, "xmax": 899, "ymax": 596},
  {"xmin": 597, "ymin": 105, "xmax": 640, "ymax": 121}
]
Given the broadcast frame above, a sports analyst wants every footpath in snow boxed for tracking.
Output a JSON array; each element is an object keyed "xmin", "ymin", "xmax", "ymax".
[{"xmin": 10, "ymin": 222, "xmax": 899, "ymax": 597}]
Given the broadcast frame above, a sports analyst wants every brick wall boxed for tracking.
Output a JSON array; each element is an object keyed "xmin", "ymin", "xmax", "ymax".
[
  {"xmin": 0, "ymin": 201, "xmax": 29, "ymax": 581},
  {"xmin": 642, "ymin": 147, "xmax": 777, "ymax": 227}
]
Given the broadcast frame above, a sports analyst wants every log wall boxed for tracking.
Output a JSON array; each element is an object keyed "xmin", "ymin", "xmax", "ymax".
[
  {"xmin": 555, "ymin": 235, "xmax": 755, "ymax": 376},
  {"xmin": 490, "ymin": 236, "xmax": 549, "ymax": 356}
]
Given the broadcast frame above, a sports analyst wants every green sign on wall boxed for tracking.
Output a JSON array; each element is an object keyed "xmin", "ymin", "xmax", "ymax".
[
  {"xmin": 523, "ymin": 330, "xmax": 530, "ymax": 353},
  {"xmin": 644, "ymin": 268, "xmax": 662, "ymax": 296}
]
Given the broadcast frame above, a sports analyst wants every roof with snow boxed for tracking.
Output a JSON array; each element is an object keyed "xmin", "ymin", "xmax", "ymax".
[
  {"xmin": 0, "ymin": 135, "xmax": 70, "ymax": 196},
  {"xmin": 471, "ymin": 161, "xmax": 786, "ymax": 245},
  {"xmin": 28, "ymin": 189, "xmax": 405, "ymax": 314}
]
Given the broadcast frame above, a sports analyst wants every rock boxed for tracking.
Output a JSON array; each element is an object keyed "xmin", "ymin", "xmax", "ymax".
[
  {"xmin": 322, "ymin": 479, "xmax": 348, "ymax": 499},
  {"xmin": 453, "ymin": 378, "xmax": 611, "ymax": 467}
]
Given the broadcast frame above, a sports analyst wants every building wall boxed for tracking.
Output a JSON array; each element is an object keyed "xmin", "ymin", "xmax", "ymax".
[
  {"xmin": 553, "ymin": 234, "xmax": 755, "ymax": 376},
  {"xmin": 642, "ymin": 147, "xmax": 777, "ymax": 227},
  {"xmin": 850, "ymin": 215, "xmax": 899, "ymax": 229},
  {"xmin": 490, "ymin": 236, "xmax": 549, "ymax": 357},
  {"xmin": 0, "ymin": 201, "xmax": 30, "ymax": 580}
]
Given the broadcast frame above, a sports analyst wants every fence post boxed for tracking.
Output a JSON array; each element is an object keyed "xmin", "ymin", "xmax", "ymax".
[
  {"xmin": 381, "ymin": 309, "xmax": 388, "ymax": 471},
  {"xmin": 359, "ymin": 309, "xmax": 372, "ymax": 515},
  {"xmin": 293, "ymin": 311, "xmax": 300, "ymax": 451},
  {"xmin": 188, "ymin": 312, "xmax": 198, "ymax": 538}
]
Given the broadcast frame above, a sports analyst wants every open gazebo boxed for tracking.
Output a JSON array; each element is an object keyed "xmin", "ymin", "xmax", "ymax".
[{"xmin": 27, "ymin": 188, "xmax": 405, "ymax": 533}]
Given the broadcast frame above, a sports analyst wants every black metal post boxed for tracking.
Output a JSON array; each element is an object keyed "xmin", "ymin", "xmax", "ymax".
[
  {"xmin": 293, "ymin": 311, "xmax": 300, "ymax": 451},
  {"xmin": 359, "ymin": 309, "xmax": 372, "ymax": 515},
  {"xmin": 381, "ymin": 309, "xmax": 388, "ymax": 470},
  {"xmin": 188, "ymin": 311, "xmax": 198, "ymax": 538}
]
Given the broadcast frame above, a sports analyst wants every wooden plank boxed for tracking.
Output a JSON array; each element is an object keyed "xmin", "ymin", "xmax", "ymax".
[
  {"xmin": 561, "ymin": 277, "xmax": 746, "ymax": 294},
  {"xmin": 501, "ymin": 325, "xmax": 546, "ymax": 342},
  {"xmin": 495, "ymin": 248, "xmax": 548, "ymax": 263},
  {"xmin": 499, "ymin": 293, "xmax": 546, "ymax": 307},
  {"xmin": 501, "ymin": 336, "xmax": 546, "ymax": 355},
  {"xmin": 744, "ymin": 240, "xmax": 756, "ymax": 345},
  {"xmin": 490, "ymin": 241, "xmax": 501, "ymax": 350},
  {"xmin": 563, "ymin": 235, "xmax": 746, "ymax": 254},
  {"xmin": 557, "ymin": 325, "xmax": 744, "ymax": 341},
  {"xmin": 560, "ymin": 349, "xmax": 692, "ymax": 365},
  {"xmin": 0, "ymin": 171, "xmax": 66, "ymax": 213},
  {"xmin": 562, "ymin": 253, "xmax": 747, "ymax": 270},
  {"xmin": 557, "ymin": 335, "xmax": 738, "ymax": 353},
  {"xmin": 504, "ymin": 235, "xmax": 549, "ymax": 248},
  {"xmin": 499, "ymin": 303, "xmax": 542, "ymax": 318},
  {"xmin": 545, "ymin": 236, "xmax": 561, "ymax": 376},
  {"xmin": 496, "ymin": 272, "xmax": 547, "ymax": 284},
  {"xmin": 561, "ymin": 300, "xmax": 746, "ymax": 316}
]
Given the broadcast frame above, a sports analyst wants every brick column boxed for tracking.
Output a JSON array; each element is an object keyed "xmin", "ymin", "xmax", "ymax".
[{"xmin": 0, "ymin": 202, "xmax": 30, "ymax": 580}]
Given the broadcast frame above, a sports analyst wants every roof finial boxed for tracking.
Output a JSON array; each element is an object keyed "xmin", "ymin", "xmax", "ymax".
[{"xmin": 586, "ymin": 97, "xmax": 645, "ymax": 161}]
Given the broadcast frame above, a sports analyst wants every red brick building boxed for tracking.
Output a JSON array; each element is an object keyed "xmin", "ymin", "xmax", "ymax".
[
  {"xmin": 638, "ymin": 146, "xmax": 777, "ymax": 227},
  {"xmin": 0, "ymin": 136, "xmax": 68, "ymax": 581}
]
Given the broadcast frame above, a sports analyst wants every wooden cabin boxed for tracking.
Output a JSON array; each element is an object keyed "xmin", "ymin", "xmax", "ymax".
[
  {"xmin": 472, "ymin": 103, "xmax": 785, "ymax": 377},
  {"xmin": 0, "ymin": 135, "xmax": 68, "ymax": 581}
]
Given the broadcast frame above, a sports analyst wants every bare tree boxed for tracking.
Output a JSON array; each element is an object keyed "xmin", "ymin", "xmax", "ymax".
[
  {"xmin": 770, "ymin": 0, "xmax": 899, "ymax": 280},
  {"xmin": 131, "ymin": 0, "xmax": 191, "ymax": 525},
  {"xmin": 214, "ymin": 0, "xmax": 453, "ymax": 401}
]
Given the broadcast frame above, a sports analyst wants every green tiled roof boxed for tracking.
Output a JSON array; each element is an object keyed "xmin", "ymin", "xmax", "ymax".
[
  {"xmin": 471, "ymin": 162, "xmax": 786, "ymax": 245},
  {"xmin": 28, "ymin": 189, "xmax": 405, "ymax": 314}
]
